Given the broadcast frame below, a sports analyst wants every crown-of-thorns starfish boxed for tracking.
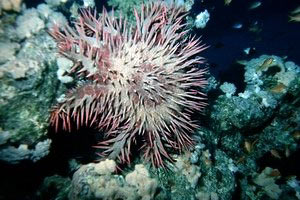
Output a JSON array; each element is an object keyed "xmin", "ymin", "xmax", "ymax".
[{"xmin": 49, "ymin": 1, "xmax": 208, "ymax": 168}]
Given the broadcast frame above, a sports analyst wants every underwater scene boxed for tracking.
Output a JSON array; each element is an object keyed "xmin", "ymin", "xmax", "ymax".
[{"xmin": 0, "ymin": 0, "xmax": 300, "ymax": 199}]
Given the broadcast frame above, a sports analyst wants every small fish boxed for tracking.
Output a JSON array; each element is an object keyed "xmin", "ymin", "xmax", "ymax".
[
  {"xmin": 292, "ymin": 130, "xmax": 300, "ymax": 140},
  {"xmin": 249, "ymin": 1, "xmax": 261, "ymax": 10},
  {"xmin": 244, "ymin": 139, "xmax": 258, "ymax": 153},
  {"xmin": 285, "ymin": 147, "xmax": 290, "ymax": 158},
  {"xmin": 262, "ymin": 57, "xmax": 274, "ymax": 66},
  {"xmin": 204, "ymin": 158, "xmax": 212, "ymax": 166},
  {"xmin": 244, "ymin": 47, "xmax": 251, "ymax": 55},
  {"xmin": 269, "ymin": 169, "xmax": 281, "ymax": 177},
  {"xmin": 270, "ymin": 149, "xmax": 281, "ymax": 159},
  {"xmin": 248, "ymin": 21, "xmax": 262, "ymax": 33},
  {"xmin": 236, "ymin": 60, "xmax": 248, "ymax": 65},
  {"xmin": 289, "ymin": 13, "xmax": 300, "ymax": 22},
  {"xmin": 291, "ymin": 6, "xmax": 300, "ymax": 15},
  {"xmin": 233, "ymin": 23, "xmax": 243, "ymax": 29},
  {"xmin": 224, "ymin": 0, "xmax": 232, "ymax": 6},
  {"xmin": 236, "ymin": 156, "xmax": 246, "ymax": 164},
  {"xmin": 270, "ymin": 83, "xmax": 286, "ymax": 93},
  {"xmin": 243, "ymin": 47, "xmax": 256, "ymax": 55},
  {"xmin": 256, "ymin": 57, "xmax": 274, "ymax": 72},
  {"xmin": 244, "ymin": 141, "xmax": 252, "ymax": 153}
]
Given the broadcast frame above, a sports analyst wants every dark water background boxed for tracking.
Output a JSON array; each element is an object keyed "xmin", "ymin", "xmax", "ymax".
[{"xmin": 193, "ymin": 0, "xmax": 300, "ymax": 86}]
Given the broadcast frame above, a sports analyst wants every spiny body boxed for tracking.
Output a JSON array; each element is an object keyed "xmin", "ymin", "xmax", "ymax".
[{"xmin": 49, "ymin": 1, "xmax": 208, "ymax": 167}]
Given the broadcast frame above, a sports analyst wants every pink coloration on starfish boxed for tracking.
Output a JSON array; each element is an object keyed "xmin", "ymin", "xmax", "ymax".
[{"xmin": 49, "ymin": 1, "xmax": 208, "ymax": 168}]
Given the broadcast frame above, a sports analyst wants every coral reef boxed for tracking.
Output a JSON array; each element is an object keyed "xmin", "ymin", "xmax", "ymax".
[
  {"xmin": 0, "ymin": 139, "xmax": 51, "ymax": 163},
  {"xmin": 219, "ymin": 82, "xmax": 236, "ymax": 98},
  {"xmin": 195, "ymin": 9, "xmax": 210, "ymax": 29},
  {"xmin": 0, "ymin": 33, "xmax": 59, "ymax": 147},
  {"xmin": 0, "ymin": 0, "xmax": 22, "ymax": 14},
  {"xmin": 0, "ymin": 0, "xmax": 66, "ymax": 165},
  {"xmin": 69, "ymin": 159, "xmax": 157, "ymax": 200},
  {"xmin": 37, "ymin": 174, "xmax": 71, "ymax": 200},
  {"xmin": 15, "ymin": 8, "xmax": 45, "ymax": 39},
  {"xmin": 253, "ymin": 167, "xmax": 282, "ymax": 199},
  {"xmin": 0, "ymin": 1, "xmax": 299, "ymax": 200}
]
